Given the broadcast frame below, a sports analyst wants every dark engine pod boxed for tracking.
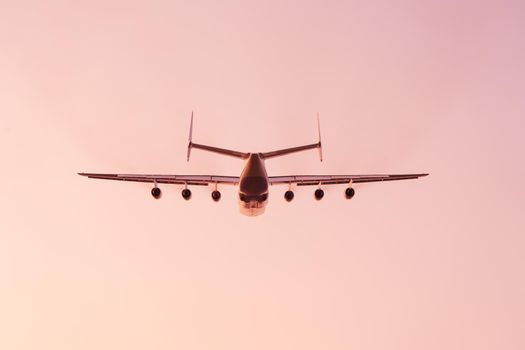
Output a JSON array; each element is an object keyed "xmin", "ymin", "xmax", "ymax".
[
  {"xmin": 151, "ymin": 187, "xmax": 162, "ymax": 199},
  {"xmin": 181, "ymin": 188, "xmax": 192, "ymax": 200},
  {"xmin": 284, "ymin": 190, "xmax": 294, "ymax": 202},
  {"xmin": 345, "ymin": 187, "xmax": 355, "ymax": 199},
  {"xmin": 211, "ymin": 190, "xmax": 221, "ymax": 202},
  {"xmin": 314, "ymin": 188, "xmax": 324, "ymax": 200}
]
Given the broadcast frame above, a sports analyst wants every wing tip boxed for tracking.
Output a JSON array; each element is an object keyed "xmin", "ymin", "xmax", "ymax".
[{"xmin": 78, "ymin": 173, "xmax": 119, "ymax": 179}]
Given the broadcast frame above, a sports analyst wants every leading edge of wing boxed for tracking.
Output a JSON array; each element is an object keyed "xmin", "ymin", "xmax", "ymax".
[
  {"xmin": 269, "ymin": 173, "xmax": 429, "ymax": 185},
  {"xmin": 78, "ymin": 173, "xmax": 240, "ymax": 186}
]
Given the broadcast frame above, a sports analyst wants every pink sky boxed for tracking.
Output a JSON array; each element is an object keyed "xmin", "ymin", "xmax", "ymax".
[{"xmin": 1, "ymin": 0, "xmax": 524, "ymax": 349}]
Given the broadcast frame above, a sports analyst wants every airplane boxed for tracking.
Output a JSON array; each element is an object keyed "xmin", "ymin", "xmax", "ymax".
[{"xmin": 79, "ymin": 113, "xmax": 428, "ymax": 216}]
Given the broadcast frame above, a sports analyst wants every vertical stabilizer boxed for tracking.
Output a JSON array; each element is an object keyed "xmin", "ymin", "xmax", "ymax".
[
  {"xmin": 187, "ymin": 111, "xmax": 193, "ymax": 161},
  {"xmin": 317, "ymin": 113, "xmax": 323, "ymax": 162}
]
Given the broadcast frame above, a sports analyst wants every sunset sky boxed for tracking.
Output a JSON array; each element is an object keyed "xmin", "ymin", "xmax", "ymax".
[{"xmin": 1, "ymin": 0, "xmax": 524, "ymax": 349}]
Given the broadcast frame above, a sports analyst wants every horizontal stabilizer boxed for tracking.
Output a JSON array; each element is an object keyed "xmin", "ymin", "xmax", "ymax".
[
  {"xmin": 186, "ymin": 112, "xmax": 248, "ymax": 160},
  {"xmin": 261, "ymin": 115, "xmax": 322, "ymax": 160}
]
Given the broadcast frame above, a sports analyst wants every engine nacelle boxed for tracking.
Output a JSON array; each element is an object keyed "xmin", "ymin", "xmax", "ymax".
[
  {"xmin": 151, "ymin": 187, "xmax": 162, "ymax": 199},
  {"xmin": 314, "ymin": 188, "xmax": 324, "ymax": 200},
  {"xmin": 284, "ymin": 190, "xmax": 294, "ymax": 202},
  {"xmin": 211, "ymin": 190, "xmax": 221, "ymax": 202},
  {"xmin": 345, "ymin": 187, "xmax": 355, "ymax": 199},
  {"xmin": 182, "ymin": 188, "xmax": 192, "ymax": 200}
]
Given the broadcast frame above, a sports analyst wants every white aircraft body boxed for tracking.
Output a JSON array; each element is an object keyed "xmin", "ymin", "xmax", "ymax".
[{"xmin": 79, "ymin": 114, "xmax": 428, "ymax": 216}]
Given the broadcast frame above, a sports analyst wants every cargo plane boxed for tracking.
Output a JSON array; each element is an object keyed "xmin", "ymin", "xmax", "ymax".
[{"xmin": 79, "ymin": 113, "xmax": 428, "ymax": 216}]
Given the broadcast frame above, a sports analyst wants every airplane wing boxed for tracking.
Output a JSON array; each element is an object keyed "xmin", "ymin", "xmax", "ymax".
[
  {"xmin": 269, "ymin": 173, "xmax": 428, "ymax": 186},
  {"xmin": 78, "ymin": 173, "xmax": 240, "ymax": 186}
]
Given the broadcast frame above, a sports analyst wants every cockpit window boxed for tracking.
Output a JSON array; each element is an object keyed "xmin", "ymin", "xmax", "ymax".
[{"xmin": 239, "ymin": 193, "xmax": 268, "ymax": 202}]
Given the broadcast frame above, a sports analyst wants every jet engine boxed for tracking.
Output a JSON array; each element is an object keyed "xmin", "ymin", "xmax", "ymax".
[
  {"xmin": 345, "ymin": 187, "xmax": 355, "ymax": 199},
  {"xmin": 314, "ymin": 188, "xmax": 324, "ymax": 200},
  {"xmin": 151, "ymin": 187, "xmax": 162, "ymax": 199},
  {"xmin": 284, "ymin": 190, "xmax": 294, "ymax": 202},
  {"xmin": 211, "ymin": 190, "xmax": 221, "ymax": 202},
  {"xmin": 181, "ymin": 188, "xmax": 192, "ymax": 200}
]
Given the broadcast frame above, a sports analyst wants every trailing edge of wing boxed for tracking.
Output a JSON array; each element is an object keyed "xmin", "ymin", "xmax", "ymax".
[
  {"xmin": 78, "ymin": 173, "xmax": 240, "ymax": 186},
  {"xmin": 269, "ymin": 173, "xmax": 429, "ymax": 185}
]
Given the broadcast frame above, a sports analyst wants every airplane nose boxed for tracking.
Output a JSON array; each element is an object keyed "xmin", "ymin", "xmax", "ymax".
[
  {"xmin": 239, "ymin": 192, "xmax": 268, "ymax": 203},
  {"xmin": 238, "ymin": 199, "xmax": 267, "ymax": 216},
  {"xmin": 242, "ymin": 200, "xmax": 263, "ymax": 209}
]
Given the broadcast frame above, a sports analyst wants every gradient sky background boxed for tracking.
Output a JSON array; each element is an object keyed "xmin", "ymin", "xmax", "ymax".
[{"xmin": 1, "ymin": 0, "xmax": 524, "ymax": 349}]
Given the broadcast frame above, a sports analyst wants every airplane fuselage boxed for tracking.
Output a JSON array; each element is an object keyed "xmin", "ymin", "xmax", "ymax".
[{"xmin": 238, "ymin": 153, "xmax": 269, "ymax": 216}]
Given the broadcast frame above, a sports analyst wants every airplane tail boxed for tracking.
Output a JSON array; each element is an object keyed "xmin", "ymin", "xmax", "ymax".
[
  {"xmin": 261, "ymin": 114, "xmax": 323, "ymax": 161},
  {"xmin": 186, "ymin": 112, "xmax": 249, "ymax": 161},
  {"xmin": 186, "ymin": 111, "xmax": 194, "ymax": 161},
  {"xmin": 317, "ymin": 113, "xmax": 323, "ymax": 162}
]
